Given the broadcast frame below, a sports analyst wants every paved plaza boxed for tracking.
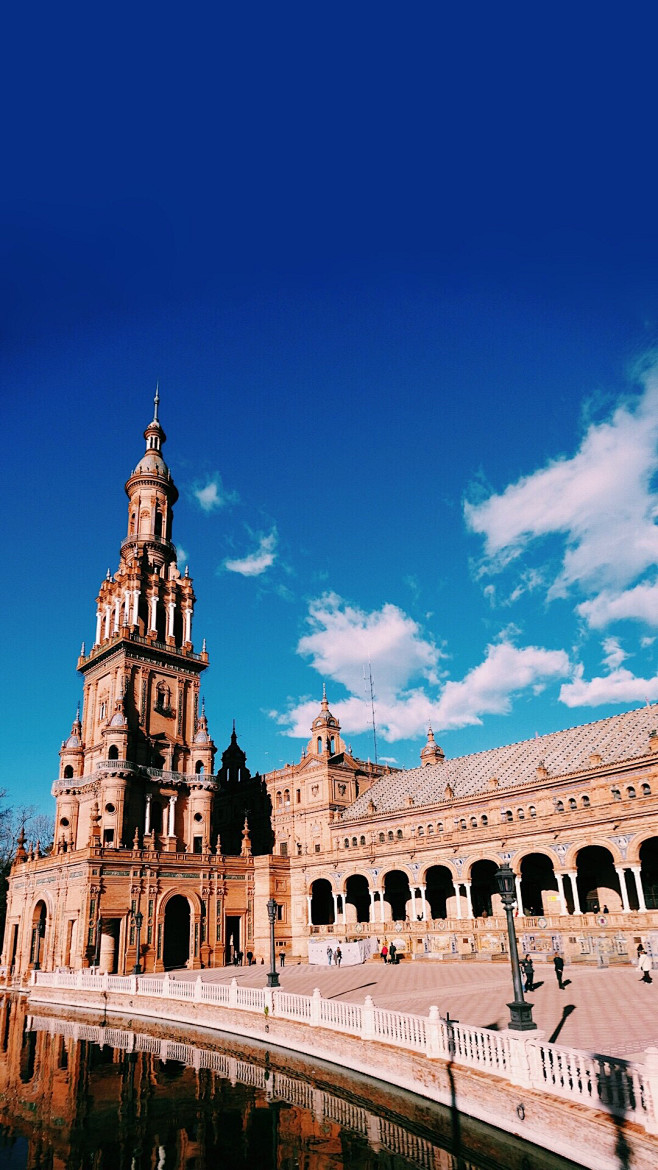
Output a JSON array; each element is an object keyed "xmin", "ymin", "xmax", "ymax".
[{"xmin": 171, "ymin": 957, "xmax": 657, "ymax": 1061}]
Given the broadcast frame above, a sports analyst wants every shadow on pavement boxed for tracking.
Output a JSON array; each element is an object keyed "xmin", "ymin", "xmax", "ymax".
[{"xmin": 548, "ymin": 1004, "xmax": 576, "ymax": 1044}]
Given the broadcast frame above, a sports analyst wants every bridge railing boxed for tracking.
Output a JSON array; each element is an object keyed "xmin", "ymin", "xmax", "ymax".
[{"xmin": 31, "ymin": 968, "xmax": 658, "ymax": 1134}]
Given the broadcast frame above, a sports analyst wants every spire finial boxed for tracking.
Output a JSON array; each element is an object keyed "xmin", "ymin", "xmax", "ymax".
[
  {"xmin": 201, "ymin": 696, "xmax": 206, "ymax": 717},
  {"xmin": 153, "ymin": 381, "xmax": 160, "ymax": 422},
  {"xmin": 322, "ymin": 682, "xmax": 327, "ymax": 701}
]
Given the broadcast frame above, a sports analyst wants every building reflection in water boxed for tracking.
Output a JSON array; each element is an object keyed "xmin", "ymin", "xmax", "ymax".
[{"xmin": 0, "ymin": 996, "xmax": 581, "ymax": 1170}]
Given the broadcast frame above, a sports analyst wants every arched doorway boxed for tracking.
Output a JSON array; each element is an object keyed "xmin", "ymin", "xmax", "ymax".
[
  {"xmin": 575, "ymin": 846, "xmax": 621, "ymax": 912},
  {"xmin": 310, "ymin": 879, "xmax": 335, "ymax": 925},
  {"xmin": 345, "ymin": 875, "xmax": 370, "ymax": 923},
  {"xmin": 470, "ymin": 860, "xmax": 499, "ymax": 918},
  {"xmin": 639, "ymin": 838, "xmax": 658, "ymax": 908},
  {"xmin": 31, "ymin": 901, "xmax": 47, "ymax": 970},
  {"xmin": 425, "ymin": 866, "xmax": 453, "ymax": 919},
  {"xmin": 520, "ymin": 854, "xmax": 558, "ymax": 916},
  {"xmin": 163, "ymin": 895, "xmax": 191, "ymax": 970},
  {"xmin": 383, "ymin": 871, "xmax": 411, "ymax": 921}
]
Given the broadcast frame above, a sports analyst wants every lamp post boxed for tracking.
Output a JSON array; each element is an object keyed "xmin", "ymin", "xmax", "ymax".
[
  {"xmin": 131, "ymin": 909, "xmax": 144, "ymax": 975},
  {"xmin": 266, "ymin": 897, "xmax": 280, "ymax": 988},
  {"xmin": 495, "ymin": 863, "xmax": 536, "ymax": 1031}
]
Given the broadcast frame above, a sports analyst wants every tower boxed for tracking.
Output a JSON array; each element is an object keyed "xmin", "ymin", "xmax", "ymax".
[{"xmin": 55, "ymin": 392, "xmax": 215, "ymax": 857}]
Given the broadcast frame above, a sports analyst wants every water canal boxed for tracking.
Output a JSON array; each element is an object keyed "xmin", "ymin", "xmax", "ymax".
[{"xmin": 0, "ymin": 996, "xmax": 585, "ymax": 1170}]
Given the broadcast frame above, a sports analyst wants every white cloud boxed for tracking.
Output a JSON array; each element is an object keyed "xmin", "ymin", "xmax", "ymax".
[
  {"xmin": 559, "ymin": 664, "xmax": 658, "ymax": 708},
  {"xmin": 273, "ymin": 595, "xmax": 571, "ymax": 742},
  {"xmin": 193, "ymin": 475, "xmax": 237, "ymax": 513},
  {"xmin": 175, "ymin": 545, "xmax": 189, "ymax": 568},
  {"xmin": 296, "ymin": 594, "xmax": 441, "ymax": 694},
  {"xmin": 432, "ymin": 641, "xmax": 571, "ymax": 730},
  {"xmin": 601, "ymin": 637, "xmax": 627, "ymax": 671},
  {"xmin": 577, "ymin": 582, "xmax": 658, "ymax": 629},
  {"xmin": 224, "ymin": 530, "xmax": 278, "ymax": 576},
  {"xmin": 465, "ymin": 368, "xmax": 658, "ymax": 599}
]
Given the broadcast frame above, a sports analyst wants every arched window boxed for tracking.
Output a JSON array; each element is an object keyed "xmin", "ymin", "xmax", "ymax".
[
  {"xmin": 581, "ymin": 795, "xmax": 590, "ymax": 808},
  {"xmin": 344, "ymin": 838, "xmax": 349, "ymax": 848},
  {"xmin": 387, "ymin": 831, "xmax": 394, "ymax": 842},
  {"xmin": 284, "ymin": 789, "xmax": 290, "ymax": 806},
  {"xmin": 568, "ymin": 797, "xmax": 577, "ymax": 811},
  {"xmin": 352, "ymin": 837, "xmax": 357, "ymax": 847},
  {"xmin": 517, "ymin": 808, "xmax": 525, "ymax": 820},
  {"xmin": 459, "ymin": 818, "xmax": 467, "ymax": 830},
  {"xmin": 427, "ymin": 824, "xmax": 434, "ymax": 835},
  {"xmin": 396, "ymin": 828, "xmax": 403, "ymax": 839},
  {"xmin": 470, "ymin": 816, "xmax": 477, "ymax": 828},
  {"xmin": 529, "ymin": 805, "xmax": 536, "ymax": 818},
  {"xmin": 438, "ymin": 822, "xmax": 444, "ymax": 833},
  {"xmin": 481, "ymin": 814, "xmax": 488, "ymax": 826},
  {"xmin": 379, "ymin": 832, "xmax": 385, "ymax": 843},
  {"xmin": 642, "ymin": 783, "xmax": 651, "ymax": 796},
  {"xmin": 360, "ymin": 835, "xmax": 366, "ymax": 845},
  {"xmin": 627, "ymin": 786, "xmax": 636, "ymax": 799},
  {"xmin": 276, "ymin": 791, "xmax": 282, "ymax": 808},
  {"xmin": 417, "ymin": 825, "xmax": 424, "ymax": 836},
  {"xmin": 611, "ymin": 787, "xmax": 621, "ymax": 801},
  {"xmin": 63, "ymin": 764, "xmax": 74, "ymax": 779},
  {"xmin": 504, "ymin": 809, "xmax": 513, "ymax": 823},
  {"xmin": 330, "ymin": 736, "xmax": 335, "ymax": 754},
  {"xmin": 317, "ymin": 737, "xmax": 323, "ymax": 754},
  {"xmin": 556, "ymin": 800, "xmax": 564, "ymax": 813},
  {"xmin": 195, "ymin": 760, "xmax": 204, "ymax": 774}
]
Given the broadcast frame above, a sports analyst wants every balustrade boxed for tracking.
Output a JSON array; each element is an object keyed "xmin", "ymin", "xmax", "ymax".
[{"xmin": 30, "ymin": 967, "xmax": 658, "ymax": 1133}]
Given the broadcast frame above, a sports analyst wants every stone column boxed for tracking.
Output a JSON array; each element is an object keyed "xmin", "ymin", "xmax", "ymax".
[
  {"xmin": 452, "ymin": 881, "xmax": 462, "ymax": 919},
  {"xmin": 149, "ymin": 594, "xmax": 158, "ymax": 632},
  {"xmin": 167, "ymin": 601, "xmax": 175, "ymax": 639},
  {"xmin": 332, "ymin": 892, "xmax": 339, "ymax": 925},
  {"xmin": 144, "ymin": 794, "xmax": 152, "ymax": 835},
  {"xmin": 103, "ymin": 604, "xmax": 111, "ymax": 639},
  {"xmin": 410, "ymin": 887, "xmax": 417, "ymax": 919},
  {"xmin": 379, "ymin": 891, "xmax": 385, "ymax": 923},
  {"xmin": 184, "ymin": 607, "xmax": 192, "ymax": 644},
  {"xmin": 631, "ymin": 865, "xmax": 647, "ymax": 912},
  {"xmin": 463, "ymin": 880, "xmax": 474, "ymax": 919},
  {"xmin": 418, "ymin": 884, "xmax": 427, "ymax": 921},
  {"xmin": 168, "ymin": 795, "xmax": 177, "ymax": 837},
  {"xmin": 615, "ymin": 866, "xmax": 631, "ymax": 912},
  {"xmin": 555, "ymin": 871, "xmax": 568, "ymax": 915},
  {"xmin": 306, "ymin": 895, "xmax": 312, "ymax": 926},
  {"xmin": 95, "ymin": 611, "xmax": 102, "ymax": 645},
  {"xmin": 369, "ymin": 890, "xmax": 376, "ymax": 923},
  {"xmin": 514, "ymin": 874, "xmax": 523, "ymax": 913},
  {"xmin": 567, "ymin": 871, "xmax": 582, "ymax": 915}
]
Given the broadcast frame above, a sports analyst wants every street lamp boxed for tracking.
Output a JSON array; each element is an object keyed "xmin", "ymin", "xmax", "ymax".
[
  {"xmin": 131, "ymin": 909, "xmax": 144, "ymax": 975},
  {"xmin": 266, "ymin": 897, "xmax": 280, "ymax": 988},
  {"xmin": 495, "ymin": 863, "xmax": 536, "ymax": 1031}
]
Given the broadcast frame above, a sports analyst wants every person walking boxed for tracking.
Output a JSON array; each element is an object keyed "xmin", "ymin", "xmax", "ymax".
[
  {"xmin": 522, "ymin": 955, "xmax": 534, "ymax": 992},
  {"xmin": 326, "ymin": 946, "xmax": 333, "ymax": 966},
  {"xmin": 279, "ymin": 949, "xmax": 286, "ymax": 968},
  {"xmin": 389, "ymin": 942, "xmax": 397, "ymax": 965},
  {"xmin": 334, "ymin": 946, "xmax": 342, "ymax": 967},
  {"xmin": 553, "ymin": 953, "xmax": 565, "ymax": 988},
  {"xmin": 381, "ymin": 943, "xmax": 388, "ymax": 963},
  {"xmin": 639, "ymin": 950, "xmax": 653, "ymax": 983}
]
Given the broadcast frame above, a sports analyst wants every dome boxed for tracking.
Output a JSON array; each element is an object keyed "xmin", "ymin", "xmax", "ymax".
[
  {"xmin": 65, "ymin": 734, "xmax": 80, "ymax": 748},
  {"xmin": 194, "ymin": 729, "xmax": 209, "ymax": 743},
  {"xmin": 135, "ymin": 451, "xmax": 168, "ymax": 476}
]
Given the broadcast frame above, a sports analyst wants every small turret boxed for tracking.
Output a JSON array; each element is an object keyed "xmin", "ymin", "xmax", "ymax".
[{"xmin": 420, "ymin": 725, "xmax": 444, "ymax": 767}]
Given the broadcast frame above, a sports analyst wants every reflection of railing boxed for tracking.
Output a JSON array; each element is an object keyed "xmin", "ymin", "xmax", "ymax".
[
  {"xmin": 31, "ymin": 969, "xmax": 658, "ymax": 1132},
  {"xmin": 26, "ymin": 1013, "xmax": 449, "ymax": 1170}
]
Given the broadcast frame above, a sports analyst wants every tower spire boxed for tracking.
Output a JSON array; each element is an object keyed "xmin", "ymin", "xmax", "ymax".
[{"xmin": 153, "ymin": 381, "xmax": 160, "ymax": 423}]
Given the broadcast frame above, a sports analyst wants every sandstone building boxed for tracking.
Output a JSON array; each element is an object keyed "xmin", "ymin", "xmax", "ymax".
[{"xmin": 3, "ymin": 400, "xmax": 658, "ymax": 976}]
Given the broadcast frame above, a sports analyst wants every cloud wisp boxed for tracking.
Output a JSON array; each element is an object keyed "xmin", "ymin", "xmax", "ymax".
[
  {"xmin": 465, "ymin": 367, "xmax": 658, "ymax": 603},
  {"xmin": 192, "ymin": 474, "xmax": 238, "ymax": 513},
  {"xmin": 224, "ymin": 529, "xmax": 278, "ymax": 577},
  {"xmin": 274, "ymin": 594, "xmax": 571, "ymax": 742}
]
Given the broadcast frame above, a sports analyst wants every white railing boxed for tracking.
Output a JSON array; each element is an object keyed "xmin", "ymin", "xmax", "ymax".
[{"xmin": 31, "ymin": 968, "xmax": 658, "ymax": 1133}]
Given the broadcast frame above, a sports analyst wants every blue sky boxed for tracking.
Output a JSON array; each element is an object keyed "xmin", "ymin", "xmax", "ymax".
[{"xmin": 3, "ymin": 6, "xmax": 658, "ymax": 815}]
